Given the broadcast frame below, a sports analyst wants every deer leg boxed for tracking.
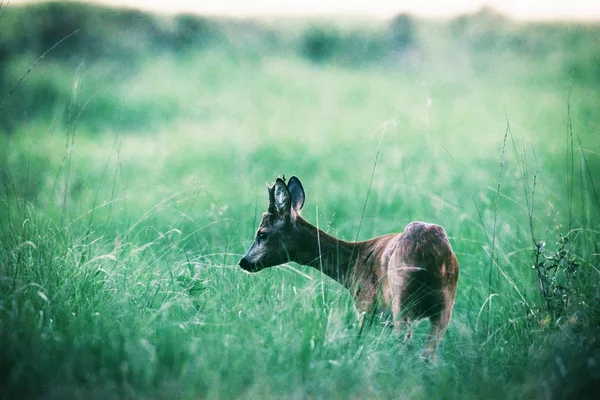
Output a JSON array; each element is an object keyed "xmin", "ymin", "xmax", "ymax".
[
  {"xmin": 355, "ymin": 291, "xmax": 378, "ymax": 335},
  {"xmin": 403, "ymin": 316, "xmax": 413, "ymax": 341},
  {"xmin": 423, "ymin": 302, "xmax": 453, "ymax": 360},
  {"xmin": 424, "ymin": 263, "xmax": 458, "ymax": 360},
  {"xmin": 391, "ymin": 282, "xmax": 414, "ymax": 343},
  {"xmin": 388, "ymin": 257, "xmax": 414, "ymax": 344}
]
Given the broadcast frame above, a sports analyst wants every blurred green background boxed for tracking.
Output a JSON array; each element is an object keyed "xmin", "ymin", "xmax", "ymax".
[{"xmin": 1, "ymin": 2, "xmax": 599, "ymax": 399}]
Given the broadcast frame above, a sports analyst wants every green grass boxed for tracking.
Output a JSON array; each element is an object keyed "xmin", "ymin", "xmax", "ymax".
[{"xmin": 1, "ymin": 3, "xmax": 600, "ymax": 399}]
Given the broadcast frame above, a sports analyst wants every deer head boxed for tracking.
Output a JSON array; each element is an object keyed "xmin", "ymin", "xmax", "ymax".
[{"xmin": 239, "ymin": 176, "xmax": 305, "ymax": 272}]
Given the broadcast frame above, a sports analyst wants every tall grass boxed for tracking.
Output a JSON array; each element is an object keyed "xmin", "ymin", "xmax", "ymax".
[{"xmin": 1, "ymin": 2, "xmax": 600, "ymax": 399}]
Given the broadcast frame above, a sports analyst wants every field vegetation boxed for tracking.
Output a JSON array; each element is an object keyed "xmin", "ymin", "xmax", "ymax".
[{"xmin": 1, "ymin": 2, "xmax": 599, "ymax": 398}]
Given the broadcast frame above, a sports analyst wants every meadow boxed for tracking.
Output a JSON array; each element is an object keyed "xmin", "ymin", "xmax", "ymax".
[{"xmin": 1, "ymin": 2, "xmax": 600, "ymax": 398}]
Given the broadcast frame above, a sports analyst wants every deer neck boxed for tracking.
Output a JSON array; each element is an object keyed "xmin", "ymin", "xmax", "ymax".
[{"xmin": 293, "ymin": 216, "xmax": 366, "ymax": 286}]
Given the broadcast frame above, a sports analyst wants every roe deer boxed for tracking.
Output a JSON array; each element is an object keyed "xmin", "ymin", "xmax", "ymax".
[{"xmin": 239, "ymin": 176, "xmax": 459, "ymax": 358}]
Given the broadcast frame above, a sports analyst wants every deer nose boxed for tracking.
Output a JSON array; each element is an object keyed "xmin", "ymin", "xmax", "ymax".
[{"xmin": 239, "ymin": 257, "xmax": 253, "ymax": 272}]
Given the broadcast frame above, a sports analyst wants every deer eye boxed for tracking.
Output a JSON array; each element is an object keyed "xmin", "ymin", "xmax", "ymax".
[{"xmin": 257, "ymin": 232, "xmax": 268, "ymax": 241}]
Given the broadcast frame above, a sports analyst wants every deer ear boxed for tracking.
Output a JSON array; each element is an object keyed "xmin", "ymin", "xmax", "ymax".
[
  {"xmin": 287, "ymin": 176, "xmax": 305, "ymax": 212},
  {"xmin": 272, "ymin": 178, "xmax": 291, "ymax": 214}
]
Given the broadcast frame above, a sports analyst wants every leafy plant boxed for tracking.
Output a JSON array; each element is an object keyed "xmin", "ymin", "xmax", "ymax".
[{"xmin": 533, "ymin": 233, "xmax": 582, "ymax": 321}]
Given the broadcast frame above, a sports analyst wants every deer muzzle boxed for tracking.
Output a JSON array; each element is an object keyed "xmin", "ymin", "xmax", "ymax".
[{"xmin": 239, "ymin": 257, "xmax": 259, "ymax": 272}]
